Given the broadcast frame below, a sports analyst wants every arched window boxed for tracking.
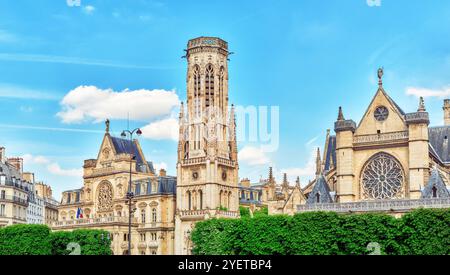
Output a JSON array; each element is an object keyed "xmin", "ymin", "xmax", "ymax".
[
  {"xmin": 205, "ymin": 64, "xmax": 214, "ymax": 108},
  {"xmin": 199, "ymin": 190, "xmax": 203, "ymax": 210},
  {"xmin": 316, "ymin": 193, "xmax": 320, "ymax": 203},
  {"xmin": 432, "ymin": 186, "xmax": 438, "ymax": 198},
  {"xmin": 152, "ymin": 208, "xmax": 157, "ymax": 223},
  {"xmin": 193, "ymin": 65, "xmax": 201, "ymax": 118},
  {"xmin": 219, "ymin": 190, "xmax": 223, "ymax": 208},
  {"xmin": 141, "ymin": 209, "xmax": 146, "ymax": 223},
  {"xmin": 187, "ymin": 191, "xmax": 192, "ymax": 210},
  {"xmin": 227, "ymin": 192, "xmax": 231, "ymax": 209}
]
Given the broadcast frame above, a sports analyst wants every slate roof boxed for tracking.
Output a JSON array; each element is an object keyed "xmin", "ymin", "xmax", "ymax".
[
  {"xmin": 421, "ymin": 169, "xmax": 450, "ymax": 198},
  {"xmin": 306, "ymin": 174, "xmax": 334, "ymax": 204},
  {"xmin": 428, "ymin": 126, "xmax": 450, "ymax": 163},
  {"xmin": 133, "ymin": 176, "xmax": 177, "ymax": 196},
  {"xmin": 111, "ymin": 137, "xmax": 144, "ymax": 165},
  {"xmin": 324, "ymin": 135, "xmax": 337, "ymax": 171}
]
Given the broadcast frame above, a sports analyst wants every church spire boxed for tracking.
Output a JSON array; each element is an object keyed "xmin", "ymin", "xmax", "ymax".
[
  {"xmin": 418, "ymin": 96, "xmax": 426, "ymax": 112},
  {"xmin": 295, "ymin": 176, "xmax": 301, "ymax": 187},
  {"xmin": 337, "ymin": 106, "xmax": 345, "ymax": 121},
  {"xmin": 283, "ymin": 173, "xmax": 288, "ymax": 186},
  {"xmin": 315, "ymin": 147, "xmax": 322, "ymax": 177}
]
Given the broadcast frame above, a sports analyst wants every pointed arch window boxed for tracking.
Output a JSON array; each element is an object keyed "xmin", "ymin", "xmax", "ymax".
[
  {"xmin": 316, "ymin": 193, "xmax": 320, "ymax": 203},
  {"xmin": 199, "ymin": 190, "xmax": 203, "ymax": 210},
  {"xmin": 193, "ymin": 65, "xmax": 201, "ymax": 118},
  {"xmin": 205, "ymin": 64, "xmax": 214, "ymax": 108},
  {"xmin": 219, "ymin": 67, "xmax": 225, "ymax": 110}
]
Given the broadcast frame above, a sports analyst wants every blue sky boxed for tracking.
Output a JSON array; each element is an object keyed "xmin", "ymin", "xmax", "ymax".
[{"xmin": 1, "ymin": 0, "xmax": 450, "ymax": 200}]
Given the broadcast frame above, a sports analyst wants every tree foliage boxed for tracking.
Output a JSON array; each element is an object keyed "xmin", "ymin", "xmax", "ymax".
[
  {"xmin": 191, "ymin": 208, "xmax": 450, "ymax": 255},
  {"xmin": 0, "ymin": 225, "xmax": 111, "ymax": 255}
]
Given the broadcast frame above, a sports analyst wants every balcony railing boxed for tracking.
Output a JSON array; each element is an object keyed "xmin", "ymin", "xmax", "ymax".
[
  {"xmin": 0, "ymin": 195, "xmax": 28, "ymax": 206},
  {"xmin": 297, "ymin": 198, "xmax": 450, "ymax": 213},
  {"xmin": 353, "ymin": 131, "xmax": 409, "ymax": 146},
  {"xmin": 52, "ymin": 216, "xmax": 138, "ymax": 228}
]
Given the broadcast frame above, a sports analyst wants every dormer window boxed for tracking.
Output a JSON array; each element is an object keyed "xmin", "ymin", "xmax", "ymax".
[{"xmin": 432, "ymin": 186, "xmax": 438, "ymax": 198}]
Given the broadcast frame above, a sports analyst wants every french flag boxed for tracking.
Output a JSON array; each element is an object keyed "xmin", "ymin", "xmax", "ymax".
[{"xmin": 76, "ymin": 207, "xmax": 83, "ymax": 219}]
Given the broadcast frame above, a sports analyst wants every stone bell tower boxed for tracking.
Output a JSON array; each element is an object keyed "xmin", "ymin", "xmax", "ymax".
[{"xmin": 174, "ymin": 37, "xmax": 239, "ymax": 255}]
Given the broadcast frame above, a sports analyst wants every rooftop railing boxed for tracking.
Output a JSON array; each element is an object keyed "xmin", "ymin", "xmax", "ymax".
[{"xmin": 297, "ymin": 198, "xmax": 450, "ymax": 213}]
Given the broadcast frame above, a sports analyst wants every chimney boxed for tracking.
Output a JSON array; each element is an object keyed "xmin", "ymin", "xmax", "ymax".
[
  {"xmin": 0, "ymin": 147, "xmax": 5, "ymax": 163},
  {"xmin": 240, "ymin": 178, "xmax": 251, "ymax": 187},
  {"xmin": 7, "ymin": 157, "xmax": 23, "ymax": 174},
  {"xmin": 159, "ymin": 169, "xmax": 167, "ymax": 177},
  {"xmin": 444, "ymin": 99, "xmax": 450, "ymax": 126}
]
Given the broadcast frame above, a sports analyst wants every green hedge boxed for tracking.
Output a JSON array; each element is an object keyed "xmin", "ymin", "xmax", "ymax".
[
  {"xmin": 0, "ymin": 225, "xmax": 111, "ymax": 255},
  {"xmin": 191, "ymin": 208, "xmax": 450, "ymax": 255}
]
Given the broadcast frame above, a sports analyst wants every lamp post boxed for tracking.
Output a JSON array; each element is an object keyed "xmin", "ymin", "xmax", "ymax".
[{"xmin": 121, "ymin": 127, "xmax": 142, "ymax": 256}]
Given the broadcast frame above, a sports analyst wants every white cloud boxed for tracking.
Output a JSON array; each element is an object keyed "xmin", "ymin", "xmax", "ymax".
[
  {"xmin": 47, "ymin": 163, "xmax": 83, "ymax": 177},
  {"xmin": 280, "ymin": 148, "xmax": 317, "ymax": 184},
  {"xmin": 22, "ymin": 154, "xmax": 50, "ymax": 165},
  {"xmin": 22, "ymin": 154, "xmax": 82, "ymax": 177},
  {"xmin": 57, "ymin": 85, "xmax": 180, "ymax": 124},
  {"xmin": 238, "ymin": 146, "xmax": 271, "ymax": 166},
  {"xmin": 0, "ymin": 53, "xmax": 172, "ymax": 69},
  {"xmin": 82, "ymin": 5, "xmax": 96, "ymax": 15},
  {"xmin": 140, "ymin": 117, "xmax": 178, "ymax": 141},
  {"xmin": 153, "ymin": 162, "xmax": 168, "ymax": 172},
  {"xmin": 405, "ymin": 86, "xmax": 450, "ymax": 98},
  {"xmin": 0, "ymin": 83, "xmax": 58, "ymax": 100}
]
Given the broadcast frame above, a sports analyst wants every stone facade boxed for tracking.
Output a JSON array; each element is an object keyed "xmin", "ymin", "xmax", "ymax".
[
  {"xmin": 54, "ymin": 128, "xmax": 176, "ymax": 255},
  {"xmin": 270, "ymin": 68, "xmax": 450, "ymax": 216},
  {"xmin": 175, "ymin": 37, "xmax": 240, "ymax": 255}
]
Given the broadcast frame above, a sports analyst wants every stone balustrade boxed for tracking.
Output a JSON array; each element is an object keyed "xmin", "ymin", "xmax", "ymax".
[{"xmin": 297, "ymin": 198, "xmax": 450, "ymax": 213}]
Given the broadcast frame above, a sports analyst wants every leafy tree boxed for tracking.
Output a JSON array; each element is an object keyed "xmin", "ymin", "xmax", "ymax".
[{"xmin": 0, "ymin": 224, "xmax": 51, "ymax": 255}]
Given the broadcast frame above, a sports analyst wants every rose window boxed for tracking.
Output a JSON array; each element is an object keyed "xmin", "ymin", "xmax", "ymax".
[{"xmin": 361, "ymin": 153, "xmax": 403, "ymax": 199}]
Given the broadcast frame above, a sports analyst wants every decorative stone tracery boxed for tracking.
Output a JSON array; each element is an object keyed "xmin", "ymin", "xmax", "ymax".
[
  {"xmin": 97, "ymin": 181, "xmax": 113, "ymax": 212},
  {"xmin": 361, "ymin": 152, "xmax": 404, "ymax": 200}
]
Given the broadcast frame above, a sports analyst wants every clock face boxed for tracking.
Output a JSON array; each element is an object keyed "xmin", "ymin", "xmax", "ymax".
[{"xmin": 374, "ymin": 106, "xmax": 389, "ymax": 121}]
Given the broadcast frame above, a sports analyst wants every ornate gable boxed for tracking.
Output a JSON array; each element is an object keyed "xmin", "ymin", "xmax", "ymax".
[
  {"xmin": 355, "ymin": 88, "xmax": 406, "ymax": 136},
  {"xmin": 355, "ymin": 68, "xmax": 406, "ymax": 136},
  {"xmin": 95, "ymin": 133, "xmax": 116, "ymax": 167}
]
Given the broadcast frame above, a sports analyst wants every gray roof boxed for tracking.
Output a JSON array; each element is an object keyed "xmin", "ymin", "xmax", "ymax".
[
  {"xmin": 421, "ymin": 169, "xmax": 450, "ymax": 198},
  {"xmin": 306, "ymin": 174, "xmax": 333, "ymax": 204},
  {"xmin": 111, "ymin": 137, "xmax": 144, "ymax": 165},
  {"xmin": 324, "ymin": 135, "xmax": 336, "ymax": 171},
  {"xmin": 133, "ymin": 176, "xmax": 177, "ymax": 196},
  {"xmin": 428, "ymin": 126, "xmax": 450, "ymax": 163}
]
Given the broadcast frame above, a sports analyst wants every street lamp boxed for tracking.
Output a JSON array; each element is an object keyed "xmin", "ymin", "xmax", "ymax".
[{"xmin": 120, "ymin": 127, "xmax": 142, "ymax": 255}]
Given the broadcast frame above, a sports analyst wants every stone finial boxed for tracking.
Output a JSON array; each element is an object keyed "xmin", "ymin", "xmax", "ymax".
[
  {"xmin": 268, "ymin": 167, "xmax": 274, "ymax": 183},
  {"xmin": 315, "ymin": 147, "xmax": 322, "ymax": 177},
  {"xmin": 377, "ymin": 67, "xmax": 384, "ymax": 88},
  {"xmin": 179, "ymin": 101, "xmax": 184, "ymax": 119},
  {"xmin": 418, "ymin": 96, "xmax": 426, "ymax": 112},
  {"xmin": 337, "ymin": 106, "xmax": 345, "ymax": 121},
  {"xmin": 105, "ymin": 119, "xmax": 110, "ymax": 133}
]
